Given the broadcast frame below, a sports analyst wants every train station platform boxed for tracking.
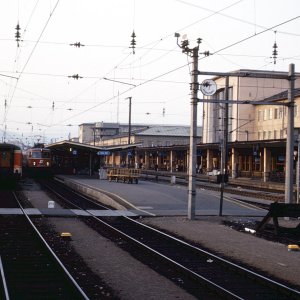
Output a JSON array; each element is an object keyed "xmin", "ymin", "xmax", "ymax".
[
  {"xmin": 0, "ymin": 208, "xmax": 138, "ymax": 217},
  {"xmin": 55, "ymin": 175, "xmax": 268, "ymax": 217}
]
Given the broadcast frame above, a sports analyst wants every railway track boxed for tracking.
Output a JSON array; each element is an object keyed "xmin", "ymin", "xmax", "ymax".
[
  {"xmin": 39, "ymin": 179, "xmax": 300, "ymax": 299},
  {"xmin": 141, "ymin": 171, "xmax": 285, "ymax": 202},
  {"xmin": 0, "ymin": 191, "xmax": 88, "ymax": 300}
]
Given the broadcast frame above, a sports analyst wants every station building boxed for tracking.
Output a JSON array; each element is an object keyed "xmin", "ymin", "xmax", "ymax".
[{"xmin": 48, "ymin": 68, "xmax": 300, "ymax": 183}]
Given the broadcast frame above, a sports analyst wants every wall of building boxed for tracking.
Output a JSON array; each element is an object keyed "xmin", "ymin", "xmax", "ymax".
[
  {"xmin": 255, "ymin": 96, "xmax": 300, "ymax": 140},
  {"xmin": 96, "ymin": 134, "xmax": 199, "ymax": 147},
  {"xmin": 78, "ymin": 124, "xmax": 94, "ymax": 144},
  {"xmin": 202, "ymin": 73, "xmax": 300, "ymax": 144}
]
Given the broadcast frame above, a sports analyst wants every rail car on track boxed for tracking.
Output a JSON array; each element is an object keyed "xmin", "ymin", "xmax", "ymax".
[
  {"xmin": 0, "ymin": 143, "xmax": 22, "ymax": 188},
  {"xmin": 24, "ymin": 146, "xmax": 52, "ymax": 178}
]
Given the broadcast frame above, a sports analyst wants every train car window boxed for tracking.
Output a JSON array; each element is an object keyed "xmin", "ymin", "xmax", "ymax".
[
  {"xmin": 0, "ymin": 151, "xmax": 11, "ymax": 167},
  {"xmin": 42, "ymin": 151, "xmax": 51, "ymax": 158},
  {"xmin": 32, "ymin": 152, "xmax": 41, "ymax": 158}
]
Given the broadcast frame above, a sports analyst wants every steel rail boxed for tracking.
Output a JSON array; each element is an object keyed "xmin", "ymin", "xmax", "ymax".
[
  {"xmin": 0, "ymin": 256, "xmax": 9, "ymax": 300},
  {"xmin": 44, "ymin": 181, "xmax": 241, "ymax": 299},
  {"xmin": 124, "ymin": 216, "xmax": 300, "ymax": 296},
  {"xmin": 12, "ymin": 192, "xmax": 89, "ymax": 300},
  {"xmin": 41, "ymin": 179, "xmax": 300, "ymax": 298}
]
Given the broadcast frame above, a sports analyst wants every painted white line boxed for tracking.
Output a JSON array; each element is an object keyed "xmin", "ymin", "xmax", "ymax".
[
  {"xmin": 71, "ymin": 180, "xmax": 156, "ymax": 216},
  {"xmin": 136, "ymin": 206, "xmax": 154, "ymax": 210}
]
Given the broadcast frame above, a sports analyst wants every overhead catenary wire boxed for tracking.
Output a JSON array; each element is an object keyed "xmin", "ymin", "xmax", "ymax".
[
  {"xmin": 2, "ymin": 2, "xmax": 299, "ymax": 142},
  {"xmin": 3, "ymin": 0, "xmax": 60, "ymax": 125},
  {"xmin": 47, "ymin": 15, "xmax": 300, "ymax": 129}
]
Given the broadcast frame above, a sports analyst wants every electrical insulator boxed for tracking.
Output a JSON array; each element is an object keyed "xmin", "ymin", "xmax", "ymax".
[
  {"xmin": 70, "ymin": 42, "xmax": 85, "ymax": 48},
  {"xmin": 197, "ymin": 38, "xmax": 202, "ymax": 44},
  {"xmin": 272, "ymin": 42, "xmax": 278, "ymax": 64},
  {"xmin": 15, "ymin": 23, "xmax": 21, "ymax": 47},
  {"xmin": 68, "ymin": 74, "xmax": 83, "ymax": 80},
  {"xmin": 181, "ymin": 40, "xmax": 189, "ymax": 48},
  {"xmin": 271, "ymin": 31, "xmax": 278, "ymax": 65},
  {"xmin": 130, "ymin": 31, "xmax": 136, "ymax": 54},
  {"xmin": 52, "ymin": 101, "xmax": 55, "ymax": 111}
]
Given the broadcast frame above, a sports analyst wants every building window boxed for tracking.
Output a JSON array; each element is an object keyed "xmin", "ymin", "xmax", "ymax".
[
  {"xmin": 274, "ymin": 108, "xmax": 278, "ymax": 119},
  {"xmin": 258, "ymin": 110, "xmax": 262, "ymax": 121},
  {"xmin": 280, "ymin": 130, "xmax": 284, "ymax": 139},
  {"xmin": 269, "ymin": 109, "xmax": 273, "ymax": 120},
  {"xmin": 274, "ymin": 130, "xmax": 277, "ymax": 139},
  {"xmin": 263, "ymin": 131, "xmax": 267, "ymax": 139},
  {"xmin": 258, "ymin": 131, "xmax": 262, "ymax": 140},
  {"xmin": 279, "ymin": 108, "xmax": 283, "ymax": 119},
  {"xmin": 241, "ymin": 156, "xmax": 250, "ymax": 171},
  {"xmin": 263, "ymin": 110, "xmax": 267, "ymax": 121},
  {"xmin": 268, "ymin": 131, "xmax": 272, "ymax": 139}
]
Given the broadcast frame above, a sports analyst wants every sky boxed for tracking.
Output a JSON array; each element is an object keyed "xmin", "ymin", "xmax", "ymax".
[{"xmin": 0, "ymin": 0, "xmax": 299, "ymax": 145}]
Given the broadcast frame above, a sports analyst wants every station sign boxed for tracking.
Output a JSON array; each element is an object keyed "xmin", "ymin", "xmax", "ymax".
[{"xmin": 97, "ymin": 150, "xmax": 111, "ymax": 156}]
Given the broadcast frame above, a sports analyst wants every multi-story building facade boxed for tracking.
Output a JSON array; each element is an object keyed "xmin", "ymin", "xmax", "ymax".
[
  {"xmin": 201, "ymin": 69, "xmax": 300, "ymax": 180},
  {"xmin": 78, "ymin": 122, "xmax": 147, "ymax": 144},
  {"xmin": 203, "ymin": 69, "xmax": 300, "ymax": 143},
  {"xmin": 79, "ymin": 122, "xmax": 202, "ymax": 148},
  {"xmin": 255, "ymin": 88, "xmax": 300, "ymax": 140},
  {"xmin": 62, "ymin": 68, "xmax": 300, "ymax": 184}
]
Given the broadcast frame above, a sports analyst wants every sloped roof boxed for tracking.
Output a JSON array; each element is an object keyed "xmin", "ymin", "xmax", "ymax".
[
  {"xmin": 135, "ymin": 125, "xmax": 202, "ymax": 137},
  {"xmin": 263, "ymin": 87, "xmax": 300, "ymax": 102}
]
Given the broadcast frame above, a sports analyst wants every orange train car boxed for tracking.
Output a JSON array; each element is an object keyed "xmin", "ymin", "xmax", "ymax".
[
  {"xmin": 24, "ymin": 146, "xmax": 52, "ymax": 178},
  {"xmin": 0, "ymin": 143, "xmax": 22, "ymax": 188}
]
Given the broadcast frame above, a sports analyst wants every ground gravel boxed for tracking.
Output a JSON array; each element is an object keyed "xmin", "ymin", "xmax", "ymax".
[
  {"xmin": 22, "ymin": 182, "xmax": 300, "ymax": 298},
  {"xmin": 22, "ymin": 186, "xmax": 197, "ymax": 299},
  {"xmin": 141, "ymin": 216, "xmax": 300, "ymax": 289}
]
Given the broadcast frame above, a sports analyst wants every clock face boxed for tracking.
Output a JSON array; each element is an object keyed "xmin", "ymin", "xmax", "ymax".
[{"xmin": 200, "ymin": 79, "xmax": 217, "ymax": 96}]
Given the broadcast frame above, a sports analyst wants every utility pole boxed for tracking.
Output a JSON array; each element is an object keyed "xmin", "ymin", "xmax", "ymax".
[
  {"xmin": 125, "ymin": 96, "xmax": 132, "ymax": 168},
  {"xmin": 219, "ymin": 76, "xmax": 229, "ymax": 216},
  {"xmin": 188, "ymin": 47, "xmax": 199, "ymax": 220},
  {"xmin": 198, "ymin": 66, "xmax": 297, "ymax": 207},
  {"xmin": 126, "ymin": 97, "xmax": 132, "ymax": 145},
  {"xmin": 285, "ymin": 63, "xmax": 295, "ymax": 204},
  {"xmin": 297, "ymin": 135, "xmax": 300, "ymax": 204},
  {"xmin": 175, "ymin": 33, "xmax": 202, "ymax": 220}
]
